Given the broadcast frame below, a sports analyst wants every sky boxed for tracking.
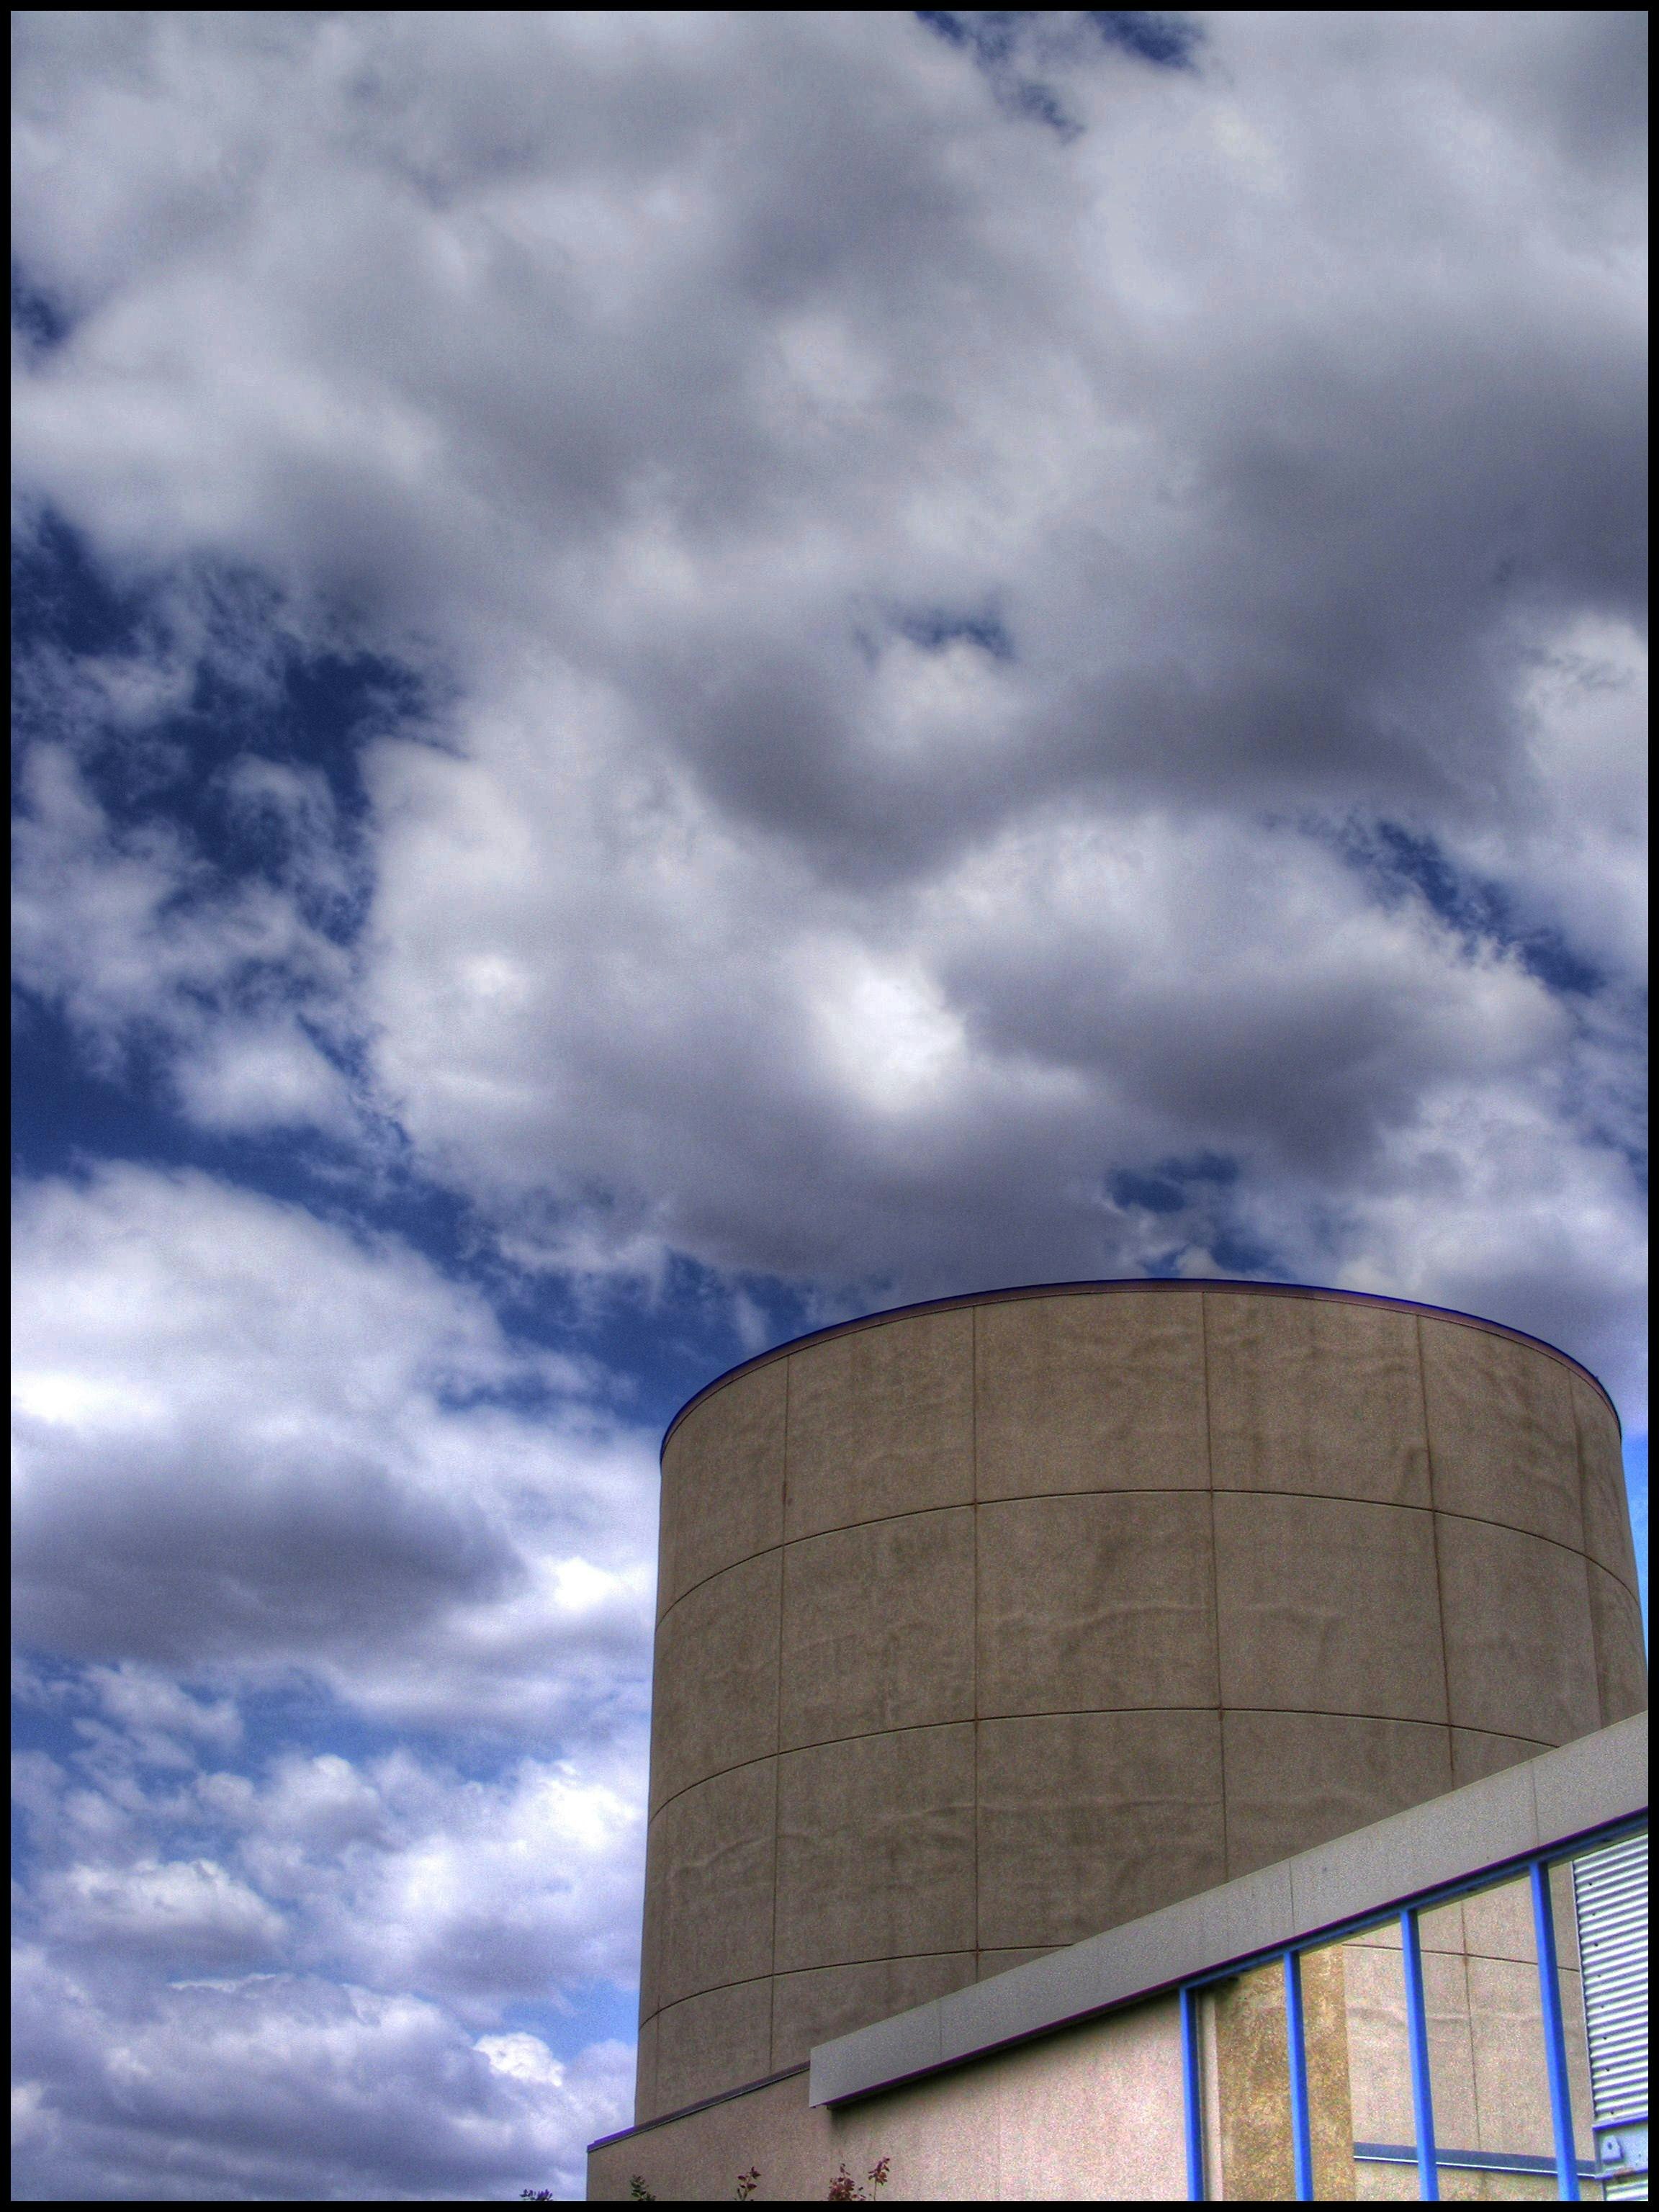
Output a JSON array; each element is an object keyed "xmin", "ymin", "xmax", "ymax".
[{"xmin": 9, "ymin": 10, "xmax": 1648, "ymax": 2201}]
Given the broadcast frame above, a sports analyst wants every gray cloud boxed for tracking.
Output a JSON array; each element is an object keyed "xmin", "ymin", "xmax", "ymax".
[
  {"xmin": 14, "ymin": 1665, "xmax": 644, "ymax": 2198},
  {"xmin": 12, "ymin": 1166, "xmax": 657, "ymax": 1731},
  {"xmin": 12, "ymin": 1950, "xmax": 630, "ymax": 2201},
  {"xmin": 14, "ymin": 15, "xmax": 1645, "ymax": 1398},
  {"xmin": 9, "ymin": 12, "xmax": 1647, "ymax": 2198}
]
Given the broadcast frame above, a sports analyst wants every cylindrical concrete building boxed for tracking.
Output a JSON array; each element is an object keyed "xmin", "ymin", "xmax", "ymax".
[{"xmin": 635, "ymin": 1280, "xmax": 1645, "ymax": 2124}]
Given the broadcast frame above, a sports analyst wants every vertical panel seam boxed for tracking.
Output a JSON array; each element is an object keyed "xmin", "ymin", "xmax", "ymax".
[
  {"xmin": 1570, "ymin": 1383, "xmax": 1611, "ymax": 1730},
  {"xmin": 1455, "ymin": 1939, "xmax": 1483, "ymax": 2162},
  {"xmin": 1416, "ymin": 1314, "xmax": 1456, "ymax": 1782},
  {"xmin": 1201, "ymin": 1291, "xmax": 1229, "ymax": 1879}
]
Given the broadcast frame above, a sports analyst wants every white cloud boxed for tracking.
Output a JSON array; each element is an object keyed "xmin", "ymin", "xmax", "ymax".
[
  {"xmin": 11, "ymin": 1945, "xmax": 631, "ymax": 2201},
  {"xmin": 40, "ymin": 1856, "xmax": 287, "ymax": 1965},
  {"xmin": 14, "ymin": 1698, "xmax": 643, "ymax": 2198},
  {"xmin": 12, "ymin": 1163, "xmax": 658, "ymax": 1731},
  {"xmin": 12, "ymin": 738, "xmax": 362, "ymax": 1136}
]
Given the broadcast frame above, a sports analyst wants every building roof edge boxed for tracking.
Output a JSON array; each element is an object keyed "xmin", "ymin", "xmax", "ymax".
[
  {"xmin": 660, "ymin": 1277, "xmax": 1622, "ymax": 1460},
  {"xmin": 806, "ymin": 1712, "xmax": 1649, "ymax": 2110}
]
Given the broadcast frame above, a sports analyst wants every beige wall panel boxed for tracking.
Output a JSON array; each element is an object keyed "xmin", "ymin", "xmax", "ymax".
[
  {"xmin": 1436, "ymin": 1519, "xmax": 1601, "ymax": 1744},
  {"xmin": 598, "ymin": 1998, "xmax": 1190, "ymax": 2200},
  {"xmin": 632, "ymin": 2010, "xmax": 658, "ymax": 2131},
  {"xmin": 654, "ymin": 1761, "xmax": 777, "ymax": 2011},
  {"xmin": 1213, "ymin": 1492, "xmax": 1448, "ymax": 1723},
  {"xmin": 1305, "ymin": 1946, "xmax": 1359, "ymax": 2200},
  {"xmin": 1573, "ymin": 1377, "xmax": 1637, "ymax": 1588},
  {"xmin": 1222, "ymin": 1710, "xmax": 1453, "ymax": 1879},
  {"xmin": 1416, "ymin": 1897, "xmax": 1466, "ymax": 1956},
  {"xmin": 977, "ymin": 1709, "xmax": 1225, "ymax": 1950},
  {"xmin": 769, "ymin": 1951, "xmax": 976, "ymax": 2073},
  {"xmin": 773, "ymin": 1724, "xmax": 974, "ymax": 1974},
  {"xmin": 1550, "ymin": 1860, "xmax": 1583, "ymax": 1974},
  {"xmin": 1204, "ymin": 1291, "xmax": 1431, "ymax": 1506},
  {"xmin": 1420, "ymin": 1947, "xmax": 1482, "ymax": 2154},
  {"xmin": 1465, "ymin": 1954, "xmax": 1555, "ymax": 2157},
  {"xmin": 593, "ymin": 2069, "xmax": 826, "ymax": 2201},
  {"xmin": 651, "ymin": 1550, "xmax": 781, "ymax": 1813},
  {"xmin": 779, "ymin": 1508, "xmax": 974, "ymax": 1750},
  {"xmin": 988, "ymin": 1997, "xmax": 1185, "ymax": 2203},
  {"xmin": 649, "ymin": 1977, "xmax": 774, "ymax": 2123},
  {"xmin": 783, "ymin": 1310, "xmax": 974, "ymax": 1540},
  {"xmin": 660, "ymin": 1358, "xmax": 786, "ymax": 1614},
  {"xmin": 1421, "ymin": 1320, "xmax": 1583, "ymax": 1550},
  {"xmin": 974, "ymin": 1290, "xmax": 1208, "ymax": 1499},
  {"xmin": 1585, "ymin": 1560, "xmax": 1648, "ymax": 1727},
  {"xmin": 1341, "ymin": 1938, "xmax": 1415, "ymax": 2146},
  {"xmin": 638, "ymin": 1843, "xmax": 663, "ymax": 2022},
  {"xmin": 1439, "ymin": 1863, "xmax": 1579, "ymax": 1972},
  {"xmin": 1459, "ymin": 1875, "xmax": 1537, "ymax": 1966},
  {"xmin": 840, "ymin": 2067, "xmax": 1004, "ymax": 2205},
  {"xmin": 1450, "ymin": 1727, "xmax": 1551, "ymax": 1787},
  {"xmin": 976, "ymin": 1491, "xmax": 1217, "ymax": 1717}
]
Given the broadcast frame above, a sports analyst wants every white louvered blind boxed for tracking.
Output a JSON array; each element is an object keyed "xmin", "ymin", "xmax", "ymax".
[{"xmin": 1573, "ymin": 1830, "xmax": 1647, "ymax": 2199}]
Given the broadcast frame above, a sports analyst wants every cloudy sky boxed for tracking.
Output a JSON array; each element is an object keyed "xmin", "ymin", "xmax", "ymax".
[{"xmin": 11, "ymin": 10, "xmax": 1647, "ymax": 2200}]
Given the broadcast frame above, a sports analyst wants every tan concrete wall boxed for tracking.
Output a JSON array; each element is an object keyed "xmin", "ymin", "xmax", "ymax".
[
  {"xmin": 638, "ymin": 1285, "xmax": 1644, "ymax": 2123},
  {"xmin": 590, "ymin": 1994, "xmax": 1185, "ymax": 2200}
]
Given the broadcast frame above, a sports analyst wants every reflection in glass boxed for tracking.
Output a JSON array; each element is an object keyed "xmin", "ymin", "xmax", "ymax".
[
  {"xmin": 1202, "ymin": 1959, "xmax": 1295, "ymax": 2199},
  {"xmin": 1192, "ymin": 1864, "xmax": 1610, "ymax": 2199}
]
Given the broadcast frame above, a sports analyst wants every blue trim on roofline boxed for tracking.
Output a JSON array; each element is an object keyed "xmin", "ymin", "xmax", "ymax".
[{"xmin": 660, "ymin": 1275, "xmax": 1622, "ymax": 1457}]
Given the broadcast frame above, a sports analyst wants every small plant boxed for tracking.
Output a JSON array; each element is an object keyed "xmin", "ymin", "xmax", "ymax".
[
  {"xmin": 518, "ymin": 2195, "xmax": 555, "ymax": 2203},
  {"xmin": 629, "ymin": 2180, "xmax": 656, "ymax": 2202},
  {"xmin": 735, "ymin": 2169, "xmax": 761, "ymax": 2200},
  {"xmin": 826, "ymin": 2157, "xmax": 890, "ymax": 2202}
]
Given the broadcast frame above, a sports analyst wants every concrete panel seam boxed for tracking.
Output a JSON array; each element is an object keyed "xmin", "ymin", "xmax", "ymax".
[
  {"xmin": 769, "ymin": 1359, "xmax": 791, "ymax": 2064},
  {"xmin": 1426, "ymin": 1506, "xmax": 1640, "ymax": 1579},
  {"xmin": 1580, "ymin": 1549, "xmax": 1646, "ymax": 1612},
  {"xmin": 653, "ymin": 1498, "xmax": 1637, "ymax": 1632},
  {"xmin": 649, "ymin": 1972, "xmax": 776, "ymax": 2018},
  {"xmin": 647, "ymin": 1750, "xmax": 782, "ymax": 1829},
  {"xmin": 650, "ymin": 1486, "xmax": 1637, "ymax": 1627},
  {"xmin": 1417, "ymin": 1313, "xmax": 1457, "ymax": 1789},
  {"xmin": 657, "ymin": 1542, "xmax": 786, "ymax": 1625},
  {"xmin": 644, "ymin": 1704, "xmax": 1603, "ymax": 1830},
  {"xmin": 1200, "ymin": 1290, "xmax": 1230, "ymax": 1879},
  {"xmin": 1578, "ymin": 1548, "xmax": 1610, "ymax": 1732}
]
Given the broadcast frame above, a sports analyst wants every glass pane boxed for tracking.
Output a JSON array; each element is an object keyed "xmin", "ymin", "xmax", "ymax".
[
  {"xmin": 1192, "ymin": 1858, "xmax": 1626, "ymax": 2204},
  {"xmin": 1202, "ymin": 1961, "xmax": 1296, "ymax": 2199},
  {"xmin": 1337, "ymin": 1917, "xmax": 1423, "ymax": 2200},
  {"xmin": 1298, "ymin": 1937, "xmax": 1359, "ymax": 2199},
  {"xmin": 1331, "ymin": 1879, "xmax": 1606, "ymax": 2204},
  {"xmin": 1416, "ymin": 1869, "xmax": 1599, "ymax": 2202}
]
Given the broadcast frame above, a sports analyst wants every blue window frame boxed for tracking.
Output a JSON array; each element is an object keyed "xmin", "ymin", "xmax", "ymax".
[{"xmin": 1176, "ymin": 1812, "xmax": 1645, "ymax": 2201}]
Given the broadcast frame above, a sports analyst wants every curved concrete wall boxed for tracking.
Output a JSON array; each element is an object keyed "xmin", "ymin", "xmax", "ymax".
[{"xmin": 635, "ymin": 1282, "xmax": 1645, "ymax": 2123}]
